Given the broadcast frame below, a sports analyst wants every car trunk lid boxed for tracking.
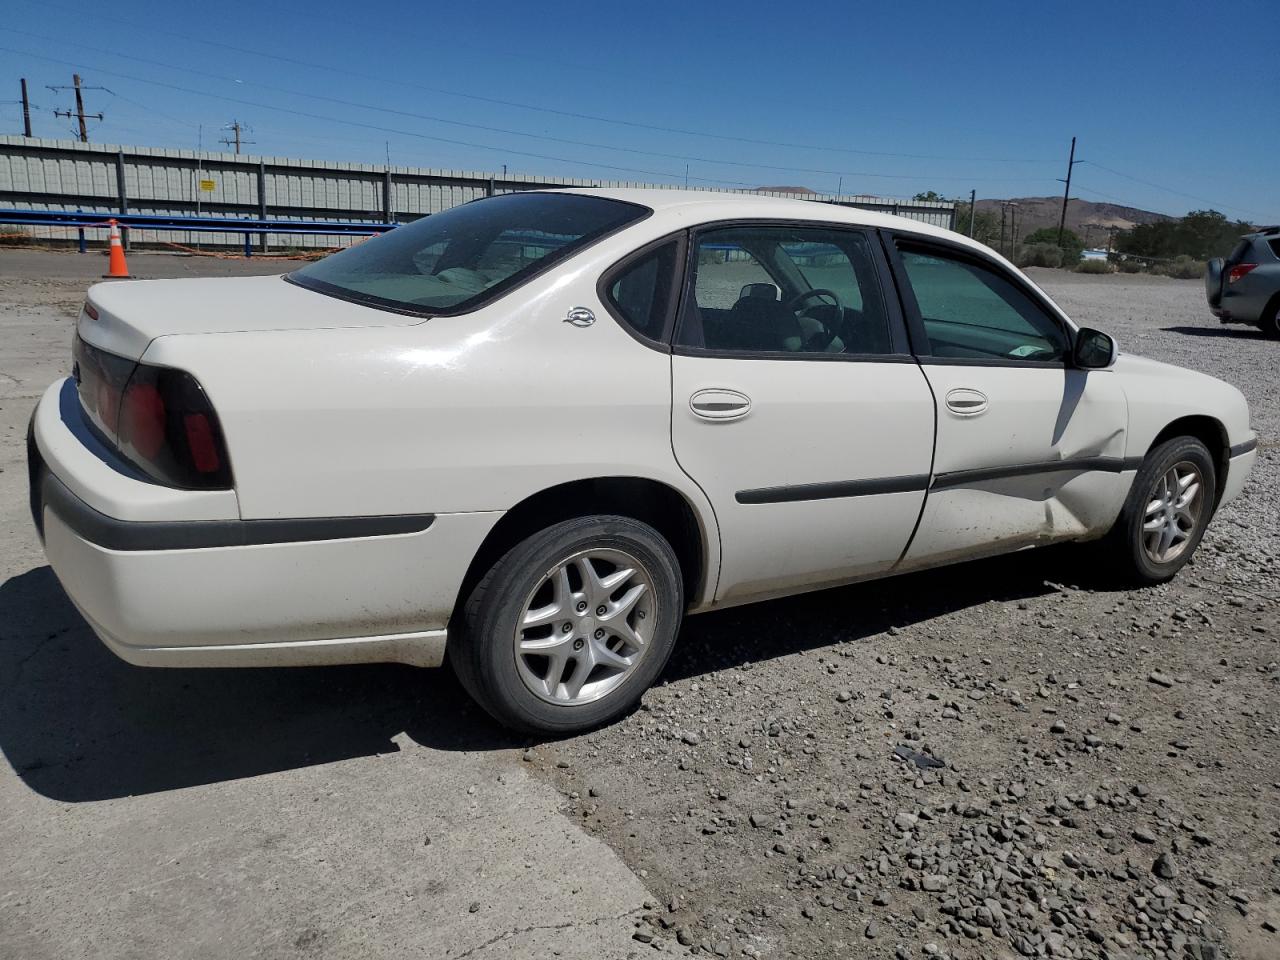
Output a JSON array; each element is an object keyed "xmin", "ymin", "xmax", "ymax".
[{"xmin": 80, "ymin": 274, "xmax": 422, "ymax": 360}]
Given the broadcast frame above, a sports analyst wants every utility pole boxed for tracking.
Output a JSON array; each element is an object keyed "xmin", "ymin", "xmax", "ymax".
[
  {"xmin": 999, "ymin": 203, "xmax": 1007, "ymax": 257},
  {"xmin": 20, "ymin": 78, "xmax": 32, "ymax": 137},
  {"xmin": 219, "ymin": 119, "xmax": 254, "ymax": 154},
  {"xmin": 49, "ymin": 74, "xmax": 104, "ymax": 142},
  {"xmin": 1056, "ymin": 136, "xmax": 1080, "ymax": 247},
  {"xmin": 968, "ymin": 188, "xmax": 976, "ymax": 237}
]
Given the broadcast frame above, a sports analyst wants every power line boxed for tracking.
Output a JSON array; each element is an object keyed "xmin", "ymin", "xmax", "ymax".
[
  {"xmin": 4, "ymin": 13, "xmax": 1056, "ymax": 166},
  {"xmin": 103, "ymin": 87, "xmax": 197, "ymax": 130},
  {"xmin": 0, "ymin": 45, "xmax": 747, "ymax": 186},
  {"xmin": 1080, "ymin": 160, "xmax": 1265, "ymax": 221},
  {"xmin": 1, "ymin": 38, "xmax": 1058, "ymax": 187}
]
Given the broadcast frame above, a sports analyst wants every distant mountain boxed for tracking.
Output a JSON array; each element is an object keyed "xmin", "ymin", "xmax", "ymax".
[{"xmin": 973, "ymin": 196, "xmax": 1172, "ymax": 244}]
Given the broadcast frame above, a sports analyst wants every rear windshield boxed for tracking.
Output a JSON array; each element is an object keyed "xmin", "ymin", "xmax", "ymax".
[{"xmin": 290, "ymin": 192, "xmax": 648, "ymax": 316}]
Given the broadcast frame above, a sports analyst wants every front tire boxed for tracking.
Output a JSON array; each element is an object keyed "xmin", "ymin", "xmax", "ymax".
[
  {"xmin": 452, "ymin": 515, "xmax": 683, "ymax": 734},
  {"xmin": 1108, "ymin": 436, "xmax": 1215, "ymax": 585}
]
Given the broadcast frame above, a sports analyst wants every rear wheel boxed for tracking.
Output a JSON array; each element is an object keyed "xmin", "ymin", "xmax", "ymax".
[
  {"xmin": 1107, "ymin": 436, "xmax": 1215, "ymax": 584},
  {"xmin": 451, "ymin": 515, "xmax": 683, "ymax": 734},
  {"xmin": 1262, "ymin": 299, "xmax": 1280, "ymax": 339}
]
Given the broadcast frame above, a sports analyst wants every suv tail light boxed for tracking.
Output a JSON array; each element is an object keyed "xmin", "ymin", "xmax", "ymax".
[
  {"xmin": 73, "ymin": 333, "xmax": 233, "ymax": 489},
  {"xmin": 1227, "ymin": 263, "xmax": 1258, "ymax": 283}
]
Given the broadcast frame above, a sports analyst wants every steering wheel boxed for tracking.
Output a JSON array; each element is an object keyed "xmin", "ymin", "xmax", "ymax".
[{"xmin": 783, "ymin": 288, "xmax": 844, "ymax": 351}]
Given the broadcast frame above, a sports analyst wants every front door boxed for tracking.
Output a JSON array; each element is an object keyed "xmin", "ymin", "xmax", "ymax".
[
  {"xmin": 668, "ymin": 223, "xmax": 935, "ymax": 605},
  {"xmin": 887, "ymin": 238, "xmax": 1130, "ymax": 568}
]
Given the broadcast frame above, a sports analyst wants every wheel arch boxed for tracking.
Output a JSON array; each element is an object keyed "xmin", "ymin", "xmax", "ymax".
[
  {"xmin": 1146, "ymin": 415, "xmax": 1229, "ymax": 507},
  {"xmin": 452, "ymin": 476, "xmax": 716, "ymax": 625}
]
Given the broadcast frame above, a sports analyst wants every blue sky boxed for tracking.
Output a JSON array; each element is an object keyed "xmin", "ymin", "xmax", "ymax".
[{"xmin": 2, "ymin": 0, "xmax": 1277, "ymax": 221}]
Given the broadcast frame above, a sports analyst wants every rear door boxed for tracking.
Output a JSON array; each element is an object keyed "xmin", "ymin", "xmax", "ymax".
[
  {"xmin": 886, "ymin": 235, "xmax": 1129, "ymax": 568},
  {"xmin": 668, "ymin": 222, "xmax": 936, "ymax": 605}
]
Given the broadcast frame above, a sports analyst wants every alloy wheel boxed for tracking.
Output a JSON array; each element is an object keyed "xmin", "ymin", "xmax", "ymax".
[
  {"xmin": 514, "ymin": 548, "xmax": 655, "ymax": 705},
  {"xmin": 1141, "ymin": 460, "xmax": 1204, "ymax": 564}
]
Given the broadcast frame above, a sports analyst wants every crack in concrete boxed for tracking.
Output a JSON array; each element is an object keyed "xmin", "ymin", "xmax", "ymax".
[{"xmin": 451, "ymin": 908, "xmax": 644, "ymax": 959}]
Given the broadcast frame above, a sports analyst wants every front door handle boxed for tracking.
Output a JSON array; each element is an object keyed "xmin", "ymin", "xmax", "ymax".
[
  {"xmin": 690, "ymin": 388, "xmax": 752, "ymax": 421},
  {"xmin": 945, "ymin": 387, "xmax": 989, "ymax": 417}
]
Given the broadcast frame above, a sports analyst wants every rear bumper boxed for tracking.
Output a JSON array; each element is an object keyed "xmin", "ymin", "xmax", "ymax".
[{"xmin": 30, "ymin": 381, "xmax": 501, "ymax": 669}]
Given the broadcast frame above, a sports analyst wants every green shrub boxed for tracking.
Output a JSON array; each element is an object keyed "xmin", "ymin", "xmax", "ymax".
[
  {"xmin": 1016, "ymin": 243, "xmax": 1063, "ymax": 269},
  {"xmin": 1075, "ymin": 259, "xmax": 1112, "ymax": 274},
  {"xmin": 1117, "ymin": 259, "xmax": 1144, "ymax": 273},
  {"xmin": 1155, "ymin": 256, "xmax": 1205, "ymax": 280}
]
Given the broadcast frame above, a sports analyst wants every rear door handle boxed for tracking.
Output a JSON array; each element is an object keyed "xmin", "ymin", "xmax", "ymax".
[
  {"xmin": 690, "ymin": 388, "xmax": 752, "ymax": 421},
  {"xmin": 945, "ymin": 387, "xmax": 989, "ymax": 417}
]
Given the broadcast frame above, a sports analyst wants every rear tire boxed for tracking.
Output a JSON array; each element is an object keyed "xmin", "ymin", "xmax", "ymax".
[
  {"xmin": 451, "ymin": 515, "xmax": 683, "ymax": 735},
  {"xmin": 1262, "ymin": 300, "xmax": 1280, "ymax": 339},
  {"xmin": 1105, "ymin": 436, "xmax": 1215, "ymax": 585}
]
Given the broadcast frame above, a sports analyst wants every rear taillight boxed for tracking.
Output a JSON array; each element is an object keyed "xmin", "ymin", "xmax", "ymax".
[
  {"xmin": 120, "ymin": 381, "xmax": 167, "ymax": 460},
  {"xmin": 1227, "ymin": 263, "xmax": 1258, "ymax": 283},
  {"xmin": 74, "ymin": 333, "xmax": 133, "ymax": 438},
  {"xmin": 73, "ymin": 335, "xmax": 232, "ymax": 490}
]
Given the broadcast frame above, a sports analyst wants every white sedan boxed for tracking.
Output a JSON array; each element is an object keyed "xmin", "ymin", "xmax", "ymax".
[{"xmin": 29, "ymin": 189, "xmax": 1258, "ymax": 733}]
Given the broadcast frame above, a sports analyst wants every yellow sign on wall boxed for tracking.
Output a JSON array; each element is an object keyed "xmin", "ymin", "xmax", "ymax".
[{"xmin": 199, "ymin": 179, "xmax": 216, "ymax": 192}]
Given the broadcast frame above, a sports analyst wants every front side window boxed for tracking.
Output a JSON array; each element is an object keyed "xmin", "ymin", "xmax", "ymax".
[
  {"xmin": 290, "ymin": 192, "xmax": 648, "ymax": 316},
  {"xmin": 898, "ymin": 246, "xmax": 1067, "ymax": 362},
  {"xmin": 677, "ymin": 225, "xmax": 892, "ymax": 356}
]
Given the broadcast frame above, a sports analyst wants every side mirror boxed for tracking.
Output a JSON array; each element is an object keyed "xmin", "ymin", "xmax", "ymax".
[
  {"xmin": 1073, "ymin": 327, "xmax": 1117, "ymax": 369},
  {"xmin": 740, "ymin": 282, "xmax": 780, "ymax": 301}
]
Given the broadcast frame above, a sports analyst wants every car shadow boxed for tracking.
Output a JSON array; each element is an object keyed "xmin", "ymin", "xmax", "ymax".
[
  {"xmin": 0, "ymin": 566, "xmax": 517, "ymax": 803},
  {"xmin": 1162, "ymin": 325, "xmax": 1268, "ymax": 340},
  {"xmin": 662, "ymin": 545, "xmax": 1100, "ymax": 682},
  {"xmin": 1, "ymin": 548, "xmax": 1112, "ymax": 802}
]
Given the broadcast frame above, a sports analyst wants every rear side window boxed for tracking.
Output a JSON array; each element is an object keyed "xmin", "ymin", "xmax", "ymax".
[
  {"xmin": 898, "ymin": 246, "xmax": 1067, "ymax": 363},
  {"xmin": 604, "ymin": 241, "xmax": 680, "ymax": 343},
  {"xmin": 1268, "ymin": 239, "xmax": 1280, "ymax": 260},
  {"xmin": 291, "ymin": 192, "xmax": 648, "ymax": 316},
  {"xmin": 1227, "ymin": 239, "xmax": 1253, "ymax": 264}
]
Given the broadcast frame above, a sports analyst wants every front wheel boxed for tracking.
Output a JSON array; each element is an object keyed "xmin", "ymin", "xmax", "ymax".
[
  {"xmin": 451, "ymin": 515, "xmax": 683, "ymax": 734},
  {"xmin": 1107, "ymin": 436, "xmax": 1215, "ymax": 585}
]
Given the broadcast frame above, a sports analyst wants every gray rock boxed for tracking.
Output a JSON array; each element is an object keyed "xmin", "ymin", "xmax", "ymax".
[{"xmin": 1153, "ymin": 852, "xmax": 1178, "ymax": 879}]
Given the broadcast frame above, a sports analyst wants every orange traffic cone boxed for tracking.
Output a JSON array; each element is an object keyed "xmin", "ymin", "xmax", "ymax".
[{"xmin": 103, "ymin": 219, "xmax": 132, "ymax": 279}]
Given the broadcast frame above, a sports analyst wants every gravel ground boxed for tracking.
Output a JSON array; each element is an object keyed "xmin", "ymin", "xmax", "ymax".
[
  {"xmin": 0, "ymin": 252, "xmax": 1277, "ymax": 960},
  {"xmin": 527, "ymin": 268, "xmax": 1280, "ymax": 959}
]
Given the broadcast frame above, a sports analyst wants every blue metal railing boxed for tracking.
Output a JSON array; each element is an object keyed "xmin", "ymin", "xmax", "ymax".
[{"xmin": 0, "ymin": 208, "xmax": 396, "ymax": 257}]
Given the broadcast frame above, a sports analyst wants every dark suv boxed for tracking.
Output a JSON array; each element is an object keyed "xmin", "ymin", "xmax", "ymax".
[{"xmin": 1207, "ymin": 227, "xmax": 1280, "ymax": 336}]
